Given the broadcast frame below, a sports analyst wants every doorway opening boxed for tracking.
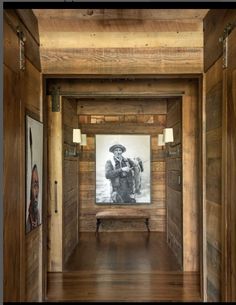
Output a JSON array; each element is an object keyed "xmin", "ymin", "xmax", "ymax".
[{"xmin": 43, "ymin": 75, "xmax": 204, "ymax": 302}]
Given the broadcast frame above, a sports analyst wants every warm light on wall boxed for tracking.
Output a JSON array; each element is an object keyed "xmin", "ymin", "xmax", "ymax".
[
  {"xmin": 157, "ymin": 134, "xmax": 165, "ymax": 146},
  {"xmin": 81, "ymin": 134, "xmax": 87, "ymax": 146}
]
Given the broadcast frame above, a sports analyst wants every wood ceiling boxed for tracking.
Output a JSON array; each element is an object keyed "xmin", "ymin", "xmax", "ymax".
[{"xmin": 33, "ymin": 9, "xmax": 209, "ymax": 74}]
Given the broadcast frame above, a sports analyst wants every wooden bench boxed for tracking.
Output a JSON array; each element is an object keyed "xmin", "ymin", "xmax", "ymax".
[{"xmin": 95, "ymin": 209, "xmax": 150, "ymax": 233}]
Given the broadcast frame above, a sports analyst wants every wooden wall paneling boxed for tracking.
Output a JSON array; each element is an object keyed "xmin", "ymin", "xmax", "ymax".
[
  {"xmin": 33, "ymin": 17, "xmax": 204, "ymax": 32},
  {"xmin": 39, "ymin": 31, "xmax": 203, "ymax": 49},
  {"xmin": 77, "ymin": 98, "xmax": 167, "ymax": 115},
  {"xmin": 203, "ymin": 9, "xmax": 236, "ymax": 72},
  {"xmin": 40, "ymin": 47, "xmax": 203, "ymax": 75},
  {"xmin": 46, "ymin": 78, "xmax": 194, "ymax": 97},
  {"xmin": 62, "ymin": 99, "xmax": 79, "ymax": 265},
  {"xmin": 166, "ymin": 97, "xmax": 183, "ymax": 269},
  {"xmin": 223, "ymin": 27, "xmax": 236, "ymax": 301},
  {"xmin": 182, "ymin": 93, "xmax": 199, "ymax": 272},
  {"xmin": 199, "ymin": 72, "xmax": 207, "ymax": 301},
  {"xmin": 207, "ymin": 241, "xmax": 221, "ymax": 302},
  {"xmin": 4, "ymin": 8, "xmax": 43, "ymax": 302},
  {"xmin": 3, "ymin": 14, "xmax": 19, "ymax": 73},
  {"xmin": 81, "ymin": 122, "xmax": 166, "ymax": 135},
  {"xmin": 34, "ymin": 9, "xmax": 206, "ymax": 74},
  {"xmin": 18, "ymin": 9, "xmax": 43, "ymax": 301},
  {"xmin": 22, "ymin": 74, "xmax": 42, "ymax": 302},
  {"xmin": 25, "ymin": 227, "xmax": 42, "ymax": 301},
  {"xmin": 3, "ymin": 64, "xmax": 22, "ymax": 302},
  {"xmin": 205, "ymin": 56, "xmax": 223, "ymax": 301},
  {"xmin": 34, "ymin": 9, "xmax": 208, "ymax": 21},
  {"xmin": 23, "ymin": 59, "xmax": 42, "ymax": 117},
  {"xmin": 206, "ymin": 200, "xmax": 221, "ymax": 250},
  {"xmin": 47, "ymin": 96, "xmax": 63, "ymax": 272},
  {"xmin": 16, "ymin": 9, "xmax": 40, "ymax": 44}
]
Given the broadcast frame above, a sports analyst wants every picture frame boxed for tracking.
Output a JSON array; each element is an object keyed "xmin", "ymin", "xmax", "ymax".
[
  {"xmin": 95, "ymin": 134, "xmax": 151, "ymax": 205},
  {"xmin": 25, "ymin": 115, "xmax": 43, "ymax": 233}
]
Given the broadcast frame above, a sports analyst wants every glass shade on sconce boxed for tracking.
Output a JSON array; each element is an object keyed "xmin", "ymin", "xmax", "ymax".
[
  {"xmin": 81, "ymin": 134, "xmax": 87, "ymax": 146},
  {"xmin": 157, "ymin": 134, "xmax": 165, "ymax": 146},
  {"xmin": 73, "ymin": 129, "xmax": 81, "ymax": 143},
  {"xmin": 163, "ymin": 128, "xmax": 174, "ymax": 143}
]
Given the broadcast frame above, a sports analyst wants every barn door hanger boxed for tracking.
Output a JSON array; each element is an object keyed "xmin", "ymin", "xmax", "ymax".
[
  {"xmin": 16, "ymin": 26, "xmax": 26, "ymax": 71},
  {"xmin": 219, "ymin": 22, "xmax": 236, "ymax": 69}
]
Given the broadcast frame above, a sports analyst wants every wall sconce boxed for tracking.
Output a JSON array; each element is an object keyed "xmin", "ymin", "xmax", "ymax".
[
  {"xmin": 73, "ymin": 129, "xmax": 81, "ymax": 144},
  {"xmin": 158, "ymin": 128, "xmax": 181, "ymax": 157},
  {"xmin": 64, "ymin": 129, "xmax": 81, "ymax": 157},
  {"xmin": 163, "ymin": 128, "xmax": 174, "ymax": 143}
]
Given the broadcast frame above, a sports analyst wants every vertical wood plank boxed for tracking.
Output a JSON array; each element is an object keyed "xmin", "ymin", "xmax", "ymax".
[
  {"xmin": 182, "ymin": 93, "xmax": 199, "ymax": 272},
  {"xmin": 48, "ymin": 96, "xmax": 63, "ymax": 272}
]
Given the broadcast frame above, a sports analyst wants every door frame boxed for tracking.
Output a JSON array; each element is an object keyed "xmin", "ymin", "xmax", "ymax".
[{"xmin": 42, "ymin": 74, "xmax": 206, "ymax": 301}]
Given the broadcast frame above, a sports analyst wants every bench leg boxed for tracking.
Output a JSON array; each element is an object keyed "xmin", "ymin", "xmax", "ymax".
[
  {"xmin": 145, "ymin": 218, "xmax": 150, "ymax": 232},
  {"xmin": 96, "ymin": 219, "xmax": 101, "ymax": 234}
]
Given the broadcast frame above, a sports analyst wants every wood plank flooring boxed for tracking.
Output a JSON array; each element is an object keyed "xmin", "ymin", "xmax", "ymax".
[{"xmin": 47, "ymin": 232, "xmax": 201, "ymax": 302}]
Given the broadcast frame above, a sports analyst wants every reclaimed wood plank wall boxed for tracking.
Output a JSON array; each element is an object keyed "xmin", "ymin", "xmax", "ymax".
[
  {"xmin": 76, "ymin": 98, "xmax": 168, "ymax": 232},
  {"xmin": 166, "ymin": 99, "xmax": 183, "ymax": 268},
  {"xmin": 34, "ymin": 9, "xmax": 206, "ymax": 74},
  {"xmin": 204, "ymin": 9, "xmax": 236, "ymax": 302},
  {"xmin": 205, "ymin": 54, "xmax": 223, "ymax": 304},
  {"xmin": 4, "ymin": 9, "xmax": 43, "ymax": 302},
  {"xmin": 62, "ymin": 99, "xmax": 79, "ymax": 264}
]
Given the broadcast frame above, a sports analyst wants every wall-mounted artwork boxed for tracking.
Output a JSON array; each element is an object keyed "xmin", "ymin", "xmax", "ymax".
[
  {"xmin": 26, "ymin": 115, "xmax": 43, "ymax": 233},
  {"xmin": 96, "ymin": 134, "xmax": 151, "ymax": 204}
]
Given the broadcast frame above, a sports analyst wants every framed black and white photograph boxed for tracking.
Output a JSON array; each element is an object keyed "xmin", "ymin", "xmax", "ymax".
[
  {"xmin": 96, "ymin": 134, "xmax": 151, "ymax": 204},
  {"xmin": 25, "ymin": 115, "xmax": 43, "ymax": 233}
]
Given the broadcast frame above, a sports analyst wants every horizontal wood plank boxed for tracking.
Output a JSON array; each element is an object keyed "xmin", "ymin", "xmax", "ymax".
[
  {"xmin": 40, "ymin": 31, "xmax": 203, "ymax": 49},
  {"xmin": 23, "ymin": 59, "xmax": 42, "ymax": 117},
  {"xmin": 81, "ymin": 122, "xmax": 165, "ymax": 135},
  {"xmin": 34, "ymin": 8, "xmax": 208, "ymax": 20},
  {"xmin": 41, "ymin": 47, "xmax": 203, "ymax": 74},
  {"xmin": 77, "ymin": 99, "xmax": 167, "ymax": 115},
  {"xmin": 36, "ymin": 18, "xmax": 203, "ymax": 33}
]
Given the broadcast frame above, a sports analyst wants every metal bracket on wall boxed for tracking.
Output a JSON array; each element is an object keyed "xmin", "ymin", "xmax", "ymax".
[
  {"xmin": 50, "ymin": 87, "xmax": 61, "ymax": 112},
  {"xmin": 219, "ymin": 22, "xmax": 236, "ymax": 69},
  {"xmin": 16, "ymin": 26, "xmax": 26, "ymax": 71}
]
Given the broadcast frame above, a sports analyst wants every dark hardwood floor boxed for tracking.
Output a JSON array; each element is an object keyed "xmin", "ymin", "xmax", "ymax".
[{"xmin": 47, "ymin": 232, "xmax": 201, "ymax": 302}]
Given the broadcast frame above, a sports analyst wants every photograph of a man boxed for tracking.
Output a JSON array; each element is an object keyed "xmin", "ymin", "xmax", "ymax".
[
  {"xmin": 105, "ymin": 143, "xmax": 136, "ymax": 203},
  {"xmin": 96, "ymin": 135, "xmax": 151, "ymax": 204},
  {"xmin": 26, "ymin": 164, "xmax": 40, "ymax": 233},
  {"xmin": 26, "ymin": 116, "xmax": 43, "ymax": 233}
]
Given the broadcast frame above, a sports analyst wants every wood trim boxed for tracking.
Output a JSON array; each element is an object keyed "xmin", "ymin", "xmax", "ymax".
[
  {"xmin": 200, "ymin": 74, "xmax": 207, "ymax": 301},
  {"xmin": 19, "ymin": 80, "xmax": 26, "ymax": 302},
  {"xmin": 42, "ymin": 77, "xmax": 48, "ymax": 301},
  {"xmin": 222, "ymin": 67, "xmax": 228, "ymax": 301}
]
